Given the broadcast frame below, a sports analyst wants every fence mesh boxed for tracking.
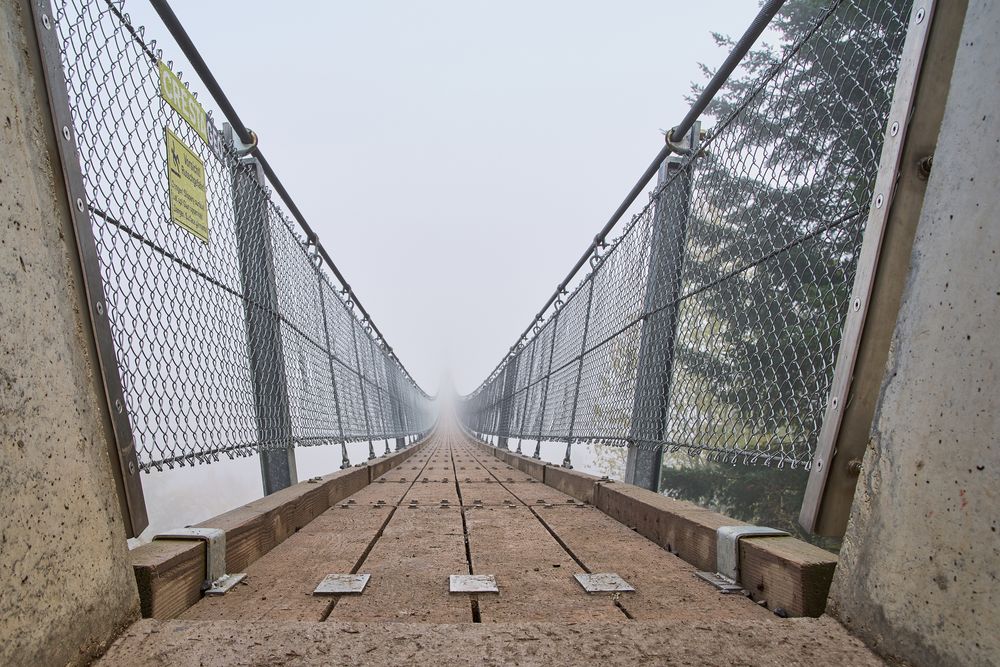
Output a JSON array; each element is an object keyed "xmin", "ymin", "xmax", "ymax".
[
  {"xmin": 462, "ymin": 0, "xmax": 911, "ymax": 469},
  {"xmin": 50, "ymin": 0, "xmax": 434, "ymax": 471}
]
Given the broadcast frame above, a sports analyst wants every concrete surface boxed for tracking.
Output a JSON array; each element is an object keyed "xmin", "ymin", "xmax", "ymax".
[
  {"xmin": 100, "ymin": 617, "xmax": 883, "ymax": 666},
  {"xmin": 0, "ymin": 1, "xmax": 140, "ymax": 664},
  {"xmin": 828, "ymin": 2, "xmax": 1000, "ymax": 665}
]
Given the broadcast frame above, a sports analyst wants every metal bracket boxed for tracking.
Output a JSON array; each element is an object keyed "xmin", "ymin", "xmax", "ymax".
[
  {"xmin": 696, "ymin": 525, "xmax": 788, "ymax": 592},
  {"xmin": 153, "ymin": 528, "xmax": 247, "ymax": 595}
]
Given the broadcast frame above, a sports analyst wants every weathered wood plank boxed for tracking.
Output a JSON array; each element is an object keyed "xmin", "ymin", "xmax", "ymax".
[
  {"xmin": 536, "ymin": 505, "xmax": 774, "ymax": 621},
  {"xmin": 130, "ymin": 441, "xmax": 427, "ymax": 619},
  {"xmin": 543, "ymin": 465, "xmax": 601, "ymax": 504},
  {"xmin": 464, "ymin": 505, "xmax": 621, "ymax": 622},
  {"xmin": 181, "ymin": 506, "xmax": 392, "ymax": 621},
  {"xmin": 593, "ymin": 481, "xmax": 838, "ymax": 616},
  {"xmin": 328, "ymin": 508, "xmax": 471, "ymax": 623}
]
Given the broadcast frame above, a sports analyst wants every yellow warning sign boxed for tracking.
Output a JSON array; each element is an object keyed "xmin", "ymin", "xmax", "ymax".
[
  {"xmin": 165, "ymin": 128, "xmax": 209, "ymax": 242},
  {"xmin": 159, "ymin": 60, "xmax": 208, "ymax": 144}
]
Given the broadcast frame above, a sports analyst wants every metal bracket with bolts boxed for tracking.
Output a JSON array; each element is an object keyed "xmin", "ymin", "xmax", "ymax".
[
  {"xmin": 153, "ymin": 527, "xmax": 247, "ymax": 595},
  {"xmin": 696, "ymin": 525, "xmax": 789, "ymax": 593}
]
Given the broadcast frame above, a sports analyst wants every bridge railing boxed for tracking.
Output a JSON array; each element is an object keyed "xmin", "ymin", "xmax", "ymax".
[
  {"xmin": 41, "ymin": 0, "xmax": 435, "ymax": 511},
  {"xmin": 461, "ymin": 0, "xmax": 912, "ymax": 522}
]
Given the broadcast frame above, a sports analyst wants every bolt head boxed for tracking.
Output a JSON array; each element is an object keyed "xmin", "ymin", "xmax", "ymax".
[
  {"xmin": 875, "ymin": 194, "xmax": 884, "ymax": 209},
  {"xmin": 915, "ymin": 7, "xmax": 926, "ymax": 23},
  {"xmin": 62, "ymin": 126, "xmax": 71, "ymax": 141},
  {"xmin": 76, "ymin": 197, "xmax": 85, "ymax": 212},
  {"xmin": 890, "ymin": 121, "xmax": 899, "ymax": 137},
  {"xmin": 42, "ymin": 14, "xmax": 51, "ymax": 29}
]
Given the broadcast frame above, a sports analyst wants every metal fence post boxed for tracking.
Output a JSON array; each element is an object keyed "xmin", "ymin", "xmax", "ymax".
[
  {"xmin": 385, "ymin": 356, "xmax": 406, "ymax": 450},
  {"xmin": 317, "ymin": 274, "xmax": 350, "ymax": 469},
  {"xmin": 534, "ymin": 310, "xmax": 560, "ymax": 459},
  {"xmin": 496, "ymin": 360, "xmax": 517, "ymax": 450},
  {"xmin": 350, "ymin": 318, "xmax": 376, "ymax": 460},
  {"xmin": 564, "ymin": 277, "xmax": 595, "ymax": 468},
  {"xmin": 229, "ymin": 128, "xmax": 297, "ymax": 495},
  {"xmin": 516, "ymin": 339, "xmax": 537, "ymax": 454},
  {"xmin": 625, "ymin": 124, "xmax": 699, "ymax": 491}
]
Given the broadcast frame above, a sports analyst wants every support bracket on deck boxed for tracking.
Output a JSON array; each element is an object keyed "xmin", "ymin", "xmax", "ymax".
[
  {"xmin": 696, "ymin": 525, "xmax": 789, "ymax": 593},
  {"xmin": 153, "ymin": 528, "xmax": 247, "ymax": 596}
]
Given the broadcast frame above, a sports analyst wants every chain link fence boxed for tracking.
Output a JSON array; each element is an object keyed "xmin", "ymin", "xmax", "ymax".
[
  {"xmin": 50, "ymin": 0, "xmax": 434, "ymax": 472},
  {"xmin": 462, "ymin": 0, "xmax": 911, "ymax": 470}
]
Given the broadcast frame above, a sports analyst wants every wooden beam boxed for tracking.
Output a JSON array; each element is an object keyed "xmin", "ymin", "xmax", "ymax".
[
  {"xmin": 483, "ymin": 441, "xmax": 838, "ymax": 617},
  {"xmin": 130, "ymin": 438, "xmax": 428, "ymax": 619}
]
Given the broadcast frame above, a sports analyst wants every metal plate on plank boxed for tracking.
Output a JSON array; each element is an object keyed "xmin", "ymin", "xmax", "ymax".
[
  {"xmin": 449, "ymin": 574, "xmax": 498, "ymax": 593},
  {"xmin": 695, "ymin": 571, "xmax": 745, "ymax": 594},
  {"xmin": 313, "ymin": 573, "xmax": 371, "ymax": 596},
  {"xmin": 574, "ymin": 573, "xmax": 635, "ymax": 593},
  {"xmin": 205, "ymin": 572, "xmax": 247, "ymax": 596}
]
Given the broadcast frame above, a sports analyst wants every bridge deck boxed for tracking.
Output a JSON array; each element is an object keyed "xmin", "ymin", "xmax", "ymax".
[{"xmin": 101, "ymin": 432, "xmax": 882, "ymax": 665}]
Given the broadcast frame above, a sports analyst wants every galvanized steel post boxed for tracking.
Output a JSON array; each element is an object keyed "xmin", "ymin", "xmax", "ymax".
[
  {"xmin": 625, "ymin": 123, "xmax": 699, "ymax": 491},
  {"xmin": 496, "ymin": 360, "xmax": 517, "ymax": 450},
  {"xmin": 534, "ymin": 310, "xmax": 560, "ymax": 459},
  {"xmin": 229, "ymin": 131, "xmax": 297, "ymax": 495}
]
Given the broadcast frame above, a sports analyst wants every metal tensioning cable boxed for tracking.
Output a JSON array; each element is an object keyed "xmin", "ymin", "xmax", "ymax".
[
  {"xmin": 494, "ymin": 0, "xmax": 787, "ymax": 370},
  {"xmin": 147, "ymin": 0, "xmax": 417, "ymax": 383}
]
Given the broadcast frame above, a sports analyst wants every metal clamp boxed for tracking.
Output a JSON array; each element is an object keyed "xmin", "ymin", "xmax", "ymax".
[
  {"xmin": 696, "ymin": 525, "xmax": 789, "ymax": 593},
  {"xmin": 153, "ymin": 528, "xmax": 247, "ymax": 595}
]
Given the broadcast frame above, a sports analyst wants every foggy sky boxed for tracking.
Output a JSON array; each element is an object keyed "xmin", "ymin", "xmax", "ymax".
[
  {"xmin": 124, "ymin": 0, "xmax": 765, "ymax": 538},
  {"xmin": 129, "ymin": 0, "xmax": 763, "ymax": 396}
]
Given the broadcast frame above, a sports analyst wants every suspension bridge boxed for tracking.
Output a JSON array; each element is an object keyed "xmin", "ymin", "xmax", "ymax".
[{"xmin": 1, "ymin": 0, "xmax": 996, "ymax": 665}]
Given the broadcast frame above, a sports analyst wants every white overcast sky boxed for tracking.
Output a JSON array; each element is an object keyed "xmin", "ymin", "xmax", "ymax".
[{"xmin": 129, "ymin": 0, "xmax": 763, "ymax": 396}]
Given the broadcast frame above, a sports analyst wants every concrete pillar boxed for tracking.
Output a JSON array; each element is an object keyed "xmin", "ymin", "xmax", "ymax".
[
  {"xmin": 0, "ymin": 1, "xmax": 140, "ymax": 663},
  {"xmin": 829, "ymin": 3, "xmax": 999, "ymax": 665}
]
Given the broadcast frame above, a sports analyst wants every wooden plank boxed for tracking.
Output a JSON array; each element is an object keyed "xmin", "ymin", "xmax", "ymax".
[
  {"xmin": 130, "ymin": 443, "xmax": 425, "ymax": 619},
  {"xmin": 740, "ymin": 536, "xmax": 837, "ymax": 618},
  {"xmin": 508, "ymin": 453, "xmax": 546, "ymax": 481},
  {"xmin": 464, "ymin": 506, "xmax": 621, "ymax": 622},
  {"xmin": 503, "ymin": 482, "xmax": 576, "ymax": 507},
  {"xmin": 400, "ymin": 480, "xmax": 459, "ymax": 505},
  {"xmin": 349, "ymin": 481, "xmax": 411, "ymax": 506},
  {"xmin": 543, "ymin": 465, "xmax": 601, "ymax": 504},
  {"xmin": 457, "ymin": 482, "xmax": 520, "ymax": 507},
  {"xmin": 593, "ymin": 481, "xmax": 838, "ymax": 616},
  {"xmin": 328, "ymin": 508, "xmax": 471, "ymax": 623},
  {"xmin": 180, "ymin": 506, "xmax": 392, "ymax": 621},
  {"xmin": 594, "ymin": 481, "xmax": 739, "ymax": 572},
  {"xmin": 131, "ymin": 540, "xmax": 203, "ymax": 620},
  {"xmin": 536, "ymin": 505, "xmax": 773, "ymax": 621}
]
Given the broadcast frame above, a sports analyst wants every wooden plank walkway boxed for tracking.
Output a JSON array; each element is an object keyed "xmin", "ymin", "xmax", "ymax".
[{"xmin": 103, "ymin": 430, "xmax": 884, "ymax": 665}]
